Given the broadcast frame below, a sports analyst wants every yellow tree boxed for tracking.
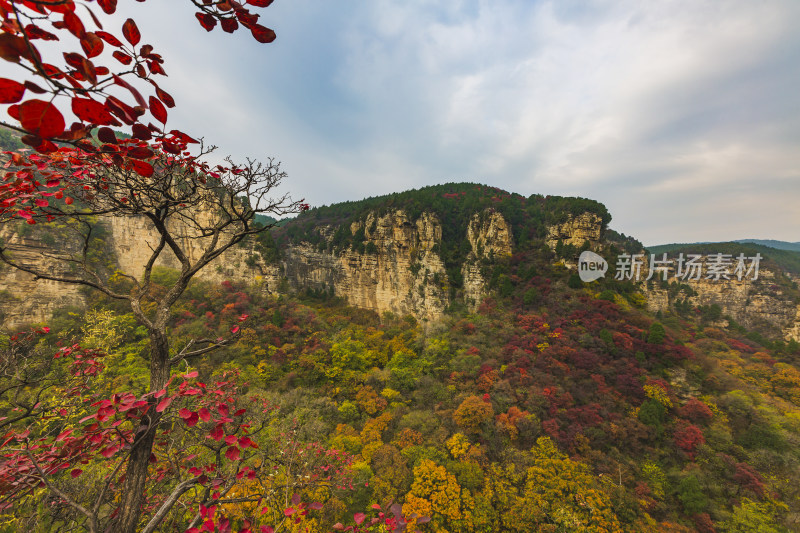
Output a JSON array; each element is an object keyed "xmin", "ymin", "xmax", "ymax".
[
  {"xmin": 403, "ymin": 459, "xmax": 472, "ymax": 532},
  {"xmin": 512, "ymin": 437, "xmax": 623, "ymax": 532}
]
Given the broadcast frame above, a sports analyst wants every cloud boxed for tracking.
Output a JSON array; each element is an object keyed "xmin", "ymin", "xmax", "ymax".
[{"xmin": 1, "ymin": 1, "xmax": 797, "ymax": 243}]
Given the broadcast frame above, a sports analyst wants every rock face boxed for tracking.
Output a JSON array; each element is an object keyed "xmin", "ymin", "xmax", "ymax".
[
  {"xmin": 0, "ymin": 228, "xmax": 85, "ymax": 327},
  {"xmin": 2, "ymin": 202, "xmax": 798, "ymax": 342},
  {"xmin": 467, "ymin": 210, "xmax": 514, "ymax": 259},
  {"xmin": 281, "ymin": 210, "xmax": 449, "ymax": 321},
  {"xmin": 546, "ymin": 213, "xmax": 604, "ymax": 250},
  {"xmin": 461, "ymin": 209, "xmax": 514, "ymax": 310},
  {"xmin": 0, "ymin": 214, "xmax": 276, "ymax": 329},
  {"xmin": 106, "ymin": 216, "xmax": 274, "ymax": 287},
  {"xmin": 642, "ymin": 267, "xmax": 800, "ymax": 341}
]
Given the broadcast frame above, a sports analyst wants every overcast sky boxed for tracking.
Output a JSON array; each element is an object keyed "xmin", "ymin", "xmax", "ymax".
[{"xmin": 8, "ymin": 1, "xmax": 800, "ymax": 246}]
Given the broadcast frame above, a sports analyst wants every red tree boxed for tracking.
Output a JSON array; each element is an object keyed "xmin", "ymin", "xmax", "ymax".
[
  {"xmin": 674, "ymin": 423, "xmax": 705, "ymax": 459},
  {"xmin": 1, "ymin": 2, "xmax": 306, "ymax": 532},
  {"xmin": 0, "ymin": 0, "xmax": 282, "ymax": 219}
]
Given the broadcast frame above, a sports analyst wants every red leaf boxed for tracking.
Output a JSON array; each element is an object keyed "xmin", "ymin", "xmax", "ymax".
[
  {"xmin": 155, "ymin": 395, "xmax": 173, "ymax": 412},
  {"xmin": 19, "ymin": 99, "xmax": 65, "ymax": 138},
  {"xmin": 195, "ymin": 12, "xmax": 217, "ymax": 32},
  {"xmin": 149, "ymin": 96, "xmax": 167, "ymax": 124},
  {"xmin": 0, "ymin": 78, "xmax": 25, "ymax": 104},
  {"xmin": 113, "ymin": 74, "xmax": 146, "ymax": 107},
  {"xmin": 209, "ymin": 425, "xmax": 224, "ymax": 441},
  {"xmin": 353, "ymin": 513, "xmax": 366, "ymax": 525},
  {"xmin": 247, "ymin": 0, "xmax": 274, "ymax": 7},
  {"xmin": 154, "ymin": 86, "xmax": 175, "ymax": 108},
  {"xmin": 221, "ymin": 18, "xmax": 238, "ymax": 33},
  {"xmin": 198, "ymin": 408, "xmax": 211, "ymax": 422},
  {"xmin": 25, "ymin": 24, "xmax": 59, "ymax": 41},
  {"xmin": 98, "ymin": 0, "xmax": 117, "ymax": 15},
  {"xmin": 130, "ymin": 159, "xmax": 154, "ymax": 177},
  {"xmin": 112, "ymin": 50, "xmax": 132, "ymax": 65},
  {"xmin": 64, "ymin": 12, "xmax": 85, "ymax": 38},
  {"xmin": 80, "ymin": 32, "xmax": 104, "ymax": 58},
  {"xmin": 283, "ymin": 507, "xmax": 295, "ymax": 517},
  {"xmin": 72, "ymin": 97, "xmax": 116, "ymax": 125},
  {"xmin": 217, "ymin": 403, "xmax": 229, "ymax": 417},
  {"xmin": 127, "ymin": 146, "xmax": 153, "ymax": 160},
  {"xmin": 97, "ymin": 127, "xmax": 117, "ymax": 144},
  {"xmin": 250, "ymin": 24, "xmax": 276, "ymax": 43},
  {"xmin": 185, "ymin": 412, "xmax": 199, "ymax": 427},
  {"xmin": 131, "ymin": 123, "xmax": 152, "ymax": 141},
  {"xmin": 225, "ymin": 446, "xmax": 241, "ymax": 461},
  {"xmin": 122, "ymin": 19, "xmax": 141, "ymax": 46},
  {"xmin": 70, "ymin": 468, "xmax": 83, "ymax": 478},
  {"xmin": 231, "ymin": 326, "xmax": 240, "ymax": 334},
  {"xmin": 24, "ymin": 80, "xmax": 46, "ymax": 94},
  {"xmin": 96, "ymin": 30, "xmax": 123, "ymax": 47},
  {"xmin": 100, "ymin": 445, "xmax": 119, "ymax": 458},
  {"xmin": 55, "ymin": 429, "xmax": 73, "ymax": 441},
  {"xmin": 7, "ymin": 103, "xmax": 20, "ymax": 120},
  {"xmin": 0, "ymin": 33, "xmax": 30, "ymax": 64},
  {"xmin": 105, "ymin": 96, "xmax": 137, "ymax": 124}
]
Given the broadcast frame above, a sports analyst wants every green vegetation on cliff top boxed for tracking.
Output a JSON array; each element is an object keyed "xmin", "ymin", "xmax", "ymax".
[
  {"xmin": 649, "ymin": 242, "xmax": 800, "ymax": 276},
  {"xmin": 271, "ymin": 183, "xmax": 612, "ymax": 286}
]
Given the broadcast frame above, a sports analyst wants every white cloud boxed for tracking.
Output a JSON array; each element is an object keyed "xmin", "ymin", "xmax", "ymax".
[{"xmin": 1, "ymin": 1, "xmax": 797, "ymax": 243}]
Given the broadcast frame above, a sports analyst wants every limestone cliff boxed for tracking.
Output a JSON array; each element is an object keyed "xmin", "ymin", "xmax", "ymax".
[
  {"xmin": 546, "ymin": 212, "xmax": 604, "ymax": 251},
  {"xmin": 0, "ymin": 228, "xmax": 85, "ymax": 327},
  {"xmin": 106, "ymin": 216, "xmax": 274, "ymax": 287},
  {"xmin": 280, "ymin": 210, "xmax": 449, "ymax": 321},
  {"xmin": 642, "ymin": 265, "xmax": 800, "ymax": 341},
  {"xmin": 3, "ymin": 197, "xmax": 798, "ymax": 343},
  {"xmin": 0, "ymin": 213, "xmax": 275, "ymax": 329},
  {"xmin": 461, "ymin": 209, "xmax": 514, "ymax": 310}
]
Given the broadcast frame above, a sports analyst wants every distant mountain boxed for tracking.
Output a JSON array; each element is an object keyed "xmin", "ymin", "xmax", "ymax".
[
  {"xmin": 647, "ymin": 242, "xmax": 800, "ymax": 275},
  {"xmin": 650, "ymin": 239, "xmax": 800, "ymax": 253},
  {"xmin": 732, "ymin": 239, "xmax": 800, "ymax": 252}
]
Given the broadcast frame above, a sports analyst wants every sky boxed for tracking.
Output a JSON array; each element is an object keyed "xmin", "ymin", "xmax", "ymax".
[{"xmin": 6, "ymin": 1, "xmax": 800, "ymax": 246}]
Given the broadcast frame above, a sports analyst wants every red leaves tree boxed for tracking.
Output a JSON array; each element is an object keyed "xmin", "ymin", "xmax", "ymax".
[
  {"xmin": 0, "ymin": 145, "xmax": 303, "ymax": 531},
  {"xmin": 679, "ymin": 398, "xmax": 713, "ymax": 425},
  {"xmin": 674, "ymin": 423, "xmax": 705, "ymax": 459},
  {"xmin": 0, "ymin": 2, "xmax": 317, "ymax": 531},
  {"xmin": 0, "ymin": 333, "xmax": 367, "ymax": 532},
  {"xmin": 0, "ymin": 0, "xmax": 279, "ymax": 219}
]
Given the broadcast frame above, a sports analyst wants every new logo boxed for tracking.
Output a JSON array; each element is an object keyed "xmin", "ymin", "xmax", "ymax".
[{"xmin": 578, "ymin": 251, "xmax": 608, "ymax": 282}]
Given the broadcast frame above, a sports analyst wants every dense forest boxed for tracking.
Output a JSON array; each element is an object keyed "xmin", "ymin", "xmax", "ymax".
[{"xmin": 2, "ymin": 199, "xmax": 800, "ymax": 531}]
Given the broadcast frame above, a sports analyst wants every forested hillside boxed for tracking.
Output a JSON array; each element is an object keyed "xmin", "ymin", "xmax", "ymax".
[
  {"xmin": 3, "ymin": 218, "xmax": 800, "ymax": 531},
  {"xmin": 271, "ymin": 183, "xmax": 612, "ymax": 286}
]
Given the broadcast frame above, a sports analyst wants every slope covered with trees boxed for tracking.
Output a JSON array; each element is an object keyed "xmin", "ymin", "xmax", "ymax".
[{"xmin": 3, "ymin": 223, "xmax": 799, "ymax": 531}]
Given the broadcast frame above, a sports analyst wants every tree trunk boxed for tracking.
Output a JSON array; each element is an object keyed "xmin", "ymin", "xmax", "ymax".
[{"xmin": 114, "ymin": 330, "xmax": 171, "ymax": 533}]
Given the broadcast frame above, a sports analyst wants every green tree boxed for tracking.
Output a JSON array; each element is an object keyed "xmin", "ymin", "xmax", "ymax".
[
  {"xmin": 677, "ymin": 474, "xmax": 707, "ymax": 515},
  {"xmin": 647, "ymin": 322, "xmax": 666, "ymax": 344}
]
